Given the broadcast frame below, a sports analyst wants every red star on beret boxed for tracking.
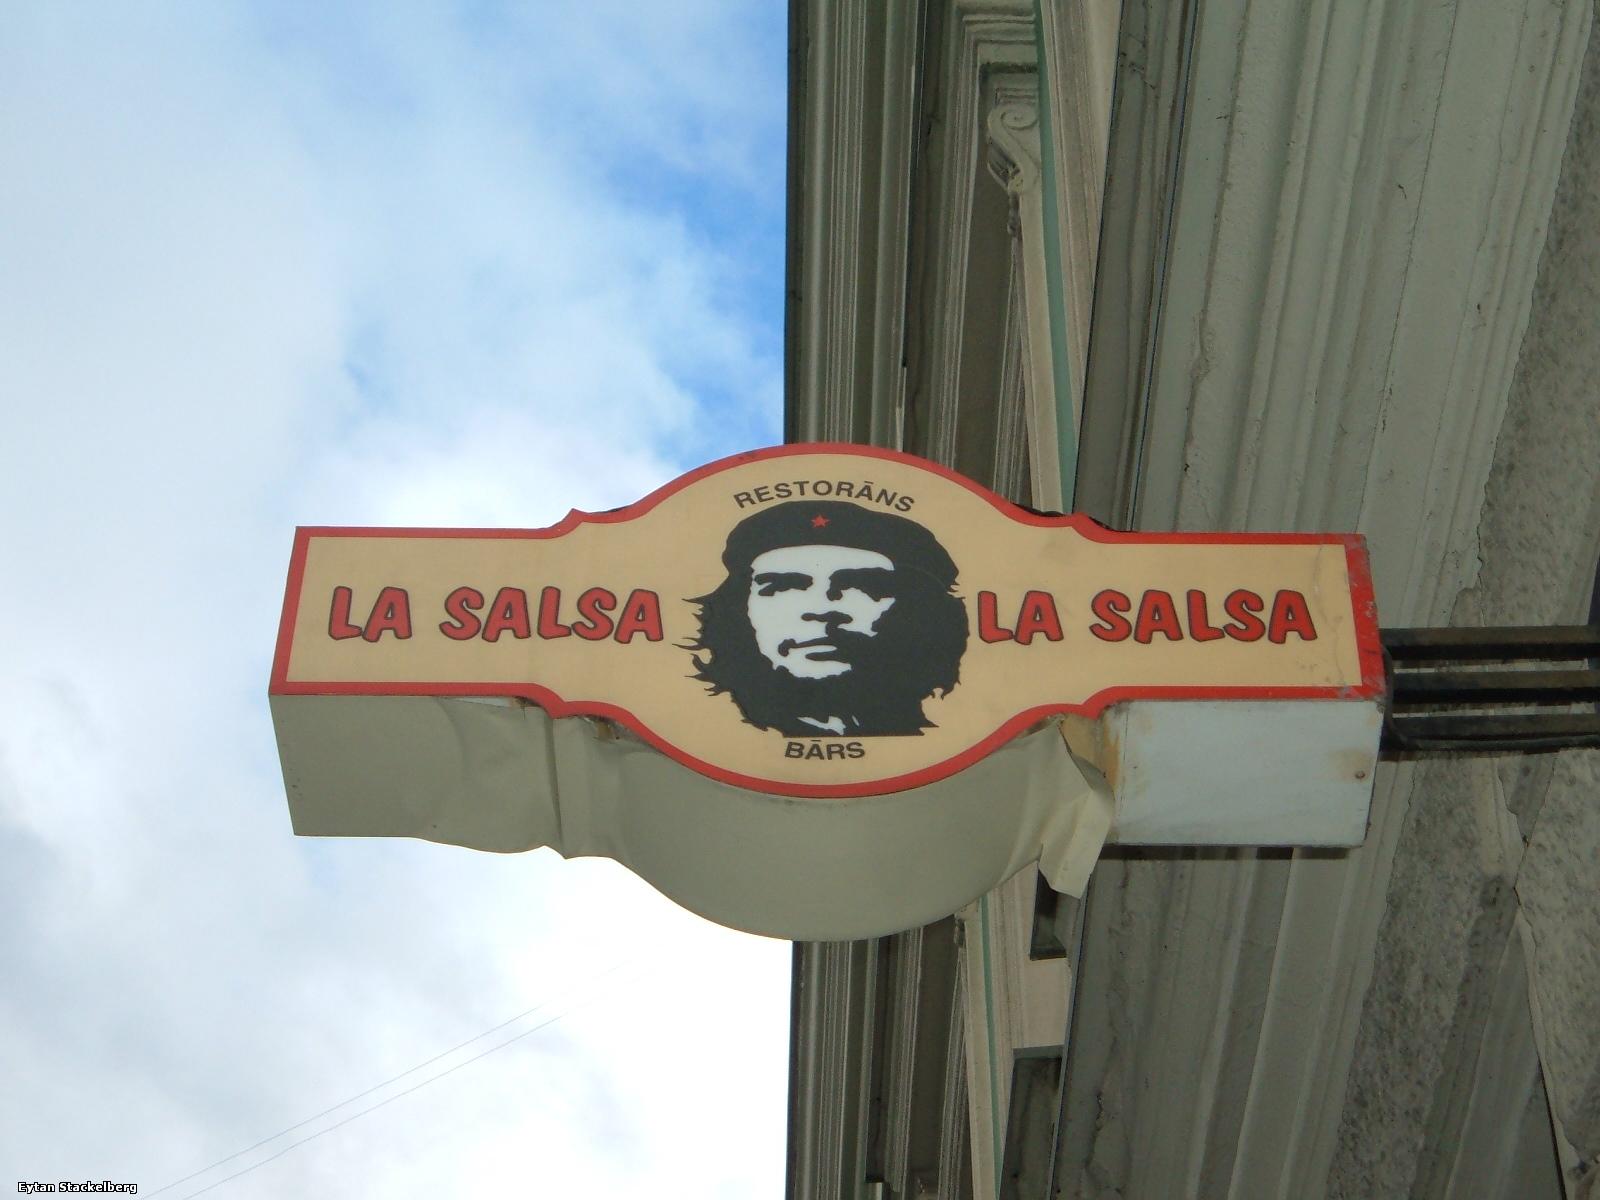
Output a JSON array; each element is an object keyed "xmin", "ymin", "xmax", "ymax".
[{"xmin": 811, "ymin": 514, "xmax": 830, "ymax": 528}]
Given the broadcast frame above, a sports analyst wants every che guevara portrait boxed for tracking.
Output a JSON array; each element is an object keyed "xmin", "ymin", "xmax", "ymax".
[{"xmin": 687, "ymin": 501, "xmax": 969, "ymax": 737}]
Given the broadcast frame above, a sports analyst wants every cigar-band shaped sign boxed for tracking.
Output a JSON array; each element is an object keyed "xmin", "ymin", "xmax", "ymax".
[{"xmin": 271, "ymin": 444, "xmax": 1383, "ymax": 797}]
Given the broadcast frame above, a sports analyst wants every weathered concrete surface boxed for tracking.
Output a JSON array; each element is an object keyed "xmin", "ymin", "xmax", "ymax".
[
  {"xmin": 1327, "ymin": 11, "xmax": 1600, "ymax": 1196},
  {"xmin": 1468, "ymin": 0, "xmax": 1600, "ymax": 1165},
  {"xmin": 1519, "ymin": 752, "xmax": 1600, "ymax": 1155},
  {"xmin": 1327, "ymin": 757, "xmax": 1519, "ymax": 1199}
]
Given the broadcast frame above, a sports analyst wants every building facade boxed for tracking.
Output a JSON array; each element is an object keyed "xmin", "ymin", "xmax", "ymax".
[{"xmin": 785, "ymin": 1, "xmax": 1600, "ymax": 1197}]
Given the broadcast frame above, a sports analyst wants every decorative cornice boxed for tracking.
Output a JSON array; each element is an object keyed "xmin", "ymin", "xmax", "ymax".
[
  {"xmin": 991, "ymin": 238, "xmax": 1030, "ymax": 504},
  {"xmin": 936, "ymin": 974, "xmax": 969, "ymax": 1200},
  {"xmin": 788, "ymin": 0, "xmax": 921, "ymax": 447},
  {"xmin": 789, "ymin": 940, "xmax": 874, "ymax": 1200},
  {"xmin": 1036, "ymin": 0, "xmax": 1121, "ymax": 419},
  {"xmin": 904, "ymin": 1, "xmax": 1036, "ymax": 469},
  {"xmin": 983, "ymin": 78, "xmax": 1068, "ymax": 510},
  {"xmin": 787, "ymin": 3, "xmax": 1121, "ymax": 1195},
  {"xmin": 959, "ymin": 868, "xmax": 1071, "ymax": 1199},
  {"xmin": 881, "ymin": 927, "xmax": 925, "ymax": 1192}
]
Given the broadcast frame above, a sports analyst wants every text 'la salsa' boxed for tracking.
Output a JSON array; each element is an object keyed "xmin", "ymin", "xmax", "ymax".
[
  {"xmin": 977, "ymin": 588, "xmax": 1318, "ymax": 645},
  {"xmin": 328, "ymin": 585, "xmax": 665, "ymax": 643}
]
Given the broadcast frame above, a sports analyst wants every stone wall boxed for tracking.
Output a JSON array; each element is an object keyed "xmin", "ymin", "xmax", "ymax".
[{"xmin": 1329, "ymin": 15, "xmax": 1600, "ymax": 1197}]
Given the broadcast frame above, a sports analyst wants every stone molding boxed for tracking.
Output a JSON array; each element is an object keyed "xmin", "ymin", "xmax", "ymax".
[
  {"xmin": 985, "ymin": 80, "xmax": 1065, "ymax": 510},
  {"xmin": 787, "ymin": 0, "xmax": 920, "ymax": 448}
]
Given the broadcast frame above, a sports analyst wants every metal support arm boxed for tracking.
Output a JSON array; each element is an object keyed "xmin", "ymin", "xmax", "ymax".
[{"xmin": 1381, "ymin": 625, "xmax": 1600, "ymax": 753}]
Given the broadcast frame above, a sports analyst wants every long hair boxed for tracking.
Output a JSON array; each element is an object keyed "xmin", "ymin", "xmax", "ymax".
[{"xmin": 685, "ymin": 501, "xmax": 969, "ymax": 736}]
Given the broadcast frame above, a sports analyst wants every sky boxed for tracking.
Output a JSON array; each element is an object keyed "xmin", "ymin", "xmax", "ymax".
[{"xmin": 0, "ymin": 3, "xmax": 791, "ymax": 1195}]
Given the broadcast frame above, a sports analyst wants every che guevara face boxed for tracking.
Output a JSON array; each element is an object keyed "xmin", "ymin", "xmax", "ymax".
[{"xmin": 747, "ymin": 545, "xmax": 897, "ymax": 679}]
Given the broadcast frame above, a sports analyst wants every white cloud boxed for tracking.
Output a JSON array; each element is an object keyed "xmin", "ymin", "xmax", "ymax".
[{"xmin": 0, "ymin": 3, "xmax": 789, "ymax": 1195}]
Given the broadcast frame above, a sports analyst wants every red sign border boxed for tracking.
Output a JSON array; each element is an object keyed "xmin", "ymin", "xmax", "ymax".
[{"xmin": 270, "ymin": 443, "xmax": 1385, "ymax": 798}]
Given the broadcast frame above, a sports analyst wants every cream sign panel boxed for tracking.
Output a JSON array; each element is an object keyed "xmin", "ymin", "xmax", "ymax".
[{"xmin": 270, "ymin": 445, "xmax": 1384, "ymax": 796}]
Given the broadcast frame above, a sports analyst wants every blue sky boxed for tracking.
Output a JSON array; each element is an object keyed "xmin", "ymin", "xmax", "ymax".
[{"xmin": 0, "ymin": 4, "xmax": 791, "ymax": 1195}]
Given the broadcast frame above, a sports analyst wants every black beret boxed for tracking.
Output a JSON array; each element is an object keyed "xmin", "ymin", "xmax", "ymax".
[{"xmin": 719, "ymin": 501, "xmax": 958, "ymax": 589}]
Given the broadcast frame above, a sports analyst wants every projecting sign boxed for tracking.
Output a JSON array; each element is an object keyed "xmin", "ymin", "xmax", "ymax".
[{"xmin": 270, "ymin": 444, "xmax": 1382, "ymax": 797}]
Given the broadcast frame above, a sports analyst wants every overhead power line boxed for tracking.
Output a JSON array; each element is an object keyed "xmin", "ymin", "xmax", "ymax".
[{"xmin": 151, "ymin": 958, "xmax": 645, "ymax": 1199}]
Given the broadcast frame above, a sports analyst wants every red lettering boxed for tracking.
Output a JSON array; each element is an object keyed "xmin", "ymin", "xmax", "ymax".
[
  {"xmin": 1134, "ymin": 590, "xmax": 1183, "ymax": 643},
  {"xmin": 1186, "ymin": 590, "xmax": 1225, "ymax": 642},
  {"xmin": 1089, "ymin": 590, "xmax": 1133, "ymax": 641},
  {"xmin": 362, "ymin": 587, "xmax": 412, "ymax": 642},
  {"xmin": 537, "ymin": 587, "xmax": 571, "ymax": 639},
  {"xmin": 1014, "ymin": 590, "xmax": 1064, "ymax": 645},
  {"xmin": 1222, "ymin": 590, "xmax": 1266, "ymax": 641},
  {"xmin": 483, "ymin": 587, "xmax": 531, "ymax": 641},
  {"xmin": 572, "ymin": 587, "xmax": 617, "ymax": 641},
  {"xmin": 439, "ymin": 586, "xmax": 484, "ymax": 640},
  {"xmin": 615, "ymin": 589, "xmax": 664, "ymax": 643},
  {"xmin": 977, "ymin": 591, "xmax": 1014, "ymax": 642},
  {"xmin": 1268, "ymin": 589, "xmax": 1318, "ymax": 643},
  {"xmin": 328, "ymin": 586, "xmax": 362, "ymax": 640}
]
